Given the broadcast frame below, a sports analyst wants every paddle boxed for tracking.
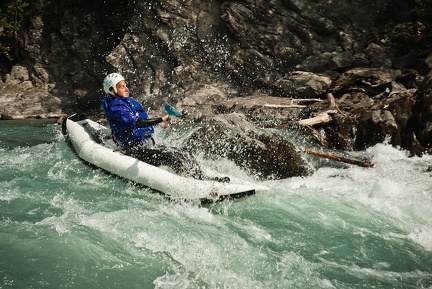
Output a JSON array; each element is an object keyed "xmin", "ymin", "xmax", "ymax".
[
  {"xmin": 164, "ymin": 102, "xmax": 182, "ymax": 117},
  {"xmin": 160, "ymin": 103, "xmax": 182, "ymax": 136},
  {"xmin": 302, "ymin": 149, "xmax": 374, "ymax": 168}
]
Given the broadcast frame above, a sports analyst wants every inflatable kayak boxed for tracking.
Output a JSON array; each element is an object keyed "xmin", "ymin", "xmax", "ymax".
[{"xmin": 64, "ymin": 115, "xmax": 268, "ymax": 202}]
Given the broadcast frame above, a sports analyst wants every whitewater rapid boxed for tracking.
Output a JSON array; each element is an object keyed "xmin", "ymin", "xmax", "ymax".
[{"xmin": 1, "ymin": 120, "xmax": 431, "ymax": 288}]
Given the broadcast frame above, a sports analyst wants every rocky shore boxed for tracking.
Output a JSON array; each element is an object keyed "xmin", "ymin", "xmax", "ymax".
[{"xmin": 1, "ymin": 0, "xmax": 432, "ymax": 178}]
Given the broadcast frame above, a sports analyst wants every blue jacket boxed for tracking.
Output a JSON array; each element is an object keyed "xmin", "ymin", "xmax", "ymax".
[{"xmin": 102, "ymin": 96, "xmax": 154, "ymax": 148}]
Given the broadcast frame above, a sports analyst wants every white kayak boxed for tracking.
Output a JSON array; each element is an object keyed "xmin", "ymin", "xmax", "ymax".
[{"xmin": 65, "ymin": 116, "xmax": 269, "ymax": 202}]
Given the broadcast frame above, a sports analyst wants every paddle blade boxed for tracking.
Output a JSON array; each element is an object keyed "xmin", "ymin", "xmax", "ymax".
[{"xmin": 164, "ymin": 103, "xmax": 182, "ymax": 117}]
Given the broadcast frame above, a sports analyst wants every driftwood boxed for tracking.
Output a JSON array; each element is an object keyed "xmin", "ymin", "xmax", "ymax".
[
  {"xmin": 257, "ymin": 98, "xmax": 324, "ymax": 108},
  {"xmin": 293, "ymin": 94, "xmax": 340, "ymax": 126},
  {"xmin": 261, "ymin": 98, "xmax": 324, "ymax": 109},
  {"xmin": 263, "ymin": 104, "xmax": 306, "ymax": 108},
  {"xmin": 302, "ymin": 149, "xmax": 374, "ymax": 167},
  {"xmin": 294, "ymin": 98, "xmax": 325, "ymax": 104},
  {"xmin": 276, "ymin": 110, "xmax": 338, "ymax": 129},
  {"xmin": 296, "ymin": 110, "xmax": 337, "ymax": 126}
]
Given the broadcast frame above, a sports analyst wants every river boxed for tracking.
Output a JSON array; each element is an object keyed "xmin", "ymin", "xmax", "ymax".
[{"xmin": 1, "ymin": 119, "xmax": 431, "ymax": 288}]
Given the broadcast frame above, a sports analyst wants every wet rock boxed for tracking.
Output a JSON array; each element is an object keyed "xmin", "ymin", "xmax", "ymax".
[
  {"xmin": 364, "ymin": 43, "xmax": 393, "ymax": 69},
  {"xmin": 0, "ymin": 86, "xmax": 64, "ymax": 119},
  {"xmin": 337, "ymin": 80, "xmax": 416, "ymax": 150},
  {"xmin": 185, "ymin": 113, "xmax": 309, "ymax": 179},
  {"xmin": 5, "ymin": 66, "xmax": 33, "ymax": 90},
  {"xmin": 225, "ymin": 49, "xmax": 275, "ymax": 87},
  {"xmin": 328, "ymin": 51, "xmax": 354, "ymax": 71},
  {"xmin": 332, "ymin": 68, "xmax": 404, "ymax": 95},
  {"xmin": 408, "ymin": 71, "xmax": 432, "ymax": 154},
  {"xmin": 283, "ymin": 72, "xmax": 419, "ymax": 153},
  {"xmin": 5, "ymin": 0, "xmax": 412, "ymax": 112},
  {"xmin": 274, "ymin": 71, "xmax": 332, "ymax": 98}
]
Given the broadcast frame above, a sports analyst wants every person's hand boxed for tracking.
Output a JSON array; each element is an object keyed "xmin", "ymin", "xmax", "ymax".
[
  {"xmin": 160, "ymin": 114, "xmax": 172, "ymax": 130},
  {"xmin": 162, "ymin": 114, "xmax": 172, "ymax": 124}
]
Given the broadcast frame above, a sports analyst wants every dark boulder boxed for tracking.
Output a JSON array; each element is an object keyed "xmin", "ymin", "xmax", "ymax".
[
  {"xmin": 333, "ymin": 70, "xmax": 418, "ymax": 151},
  {"xmin": 185, "ymin": 113, "xmax": 308, "ymax": 179},
  {"xmin": 407, "ymin": 71, "xmax": 432, "ymax": 154}
]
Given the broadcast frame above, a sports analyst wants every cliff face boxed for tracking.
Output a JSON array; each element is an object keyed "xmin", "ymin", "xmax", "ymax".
[
  {"xmin": 1, "ymin": 0, "xmax": 419, "ymax": 108},
  {"xmin": 1, "ymin": 0, "xmax": 431, "ymax": 153}
]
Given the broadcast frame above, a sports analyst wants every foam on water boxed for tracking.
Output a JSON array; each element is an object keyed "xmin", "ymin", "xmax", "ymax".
[{"xmin": 1, "ymin": 121, "xmax": 432, "ymax": 288}]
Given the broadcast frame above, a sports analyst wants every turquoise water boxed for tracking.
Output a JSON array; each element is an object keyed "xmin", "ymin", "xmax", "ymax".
[{"xmin": 1, "ymin": 120, "xmax": 431, "ymax": 289}]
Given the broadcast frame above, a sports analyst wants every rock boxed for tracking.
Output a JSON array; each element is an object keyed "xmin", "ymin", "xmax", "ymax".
[
  {"xmin": 0, "ymin": 87, "xmax": 64, "ymax": 119},
  {"xmin": 1, "ymin": 114, "xmax": 13, "ymax": 120},
  {"xmin": 299, "ymin": 52, "xmax": 333, "ymax": 72},
  {"xmin": 338, "ymin": 92, "xmax": 374, "ymax": 111},
  {"xmin": 6, "ymin": 0, "xmax": 405, "ymax": 112},
  {"xmin": 284, "ymin": 76, "xmax": 418, "ymax": 152},
  {"xmin": 332, "ymin": 79, "xmax": 416, "ymax": 150},
  {"xmin": 355, "ymin": 109, "xmax": 400, "ymax": 150},
  {"xmin": 364, "ymin": 43, "xmax": 393, "ymax": 69},
  {"xmin": 274, "ymin": 71, "xmax": 332, "ymax": 97},
  {"xmin": 5, "ymin": 66, "xmax": 33, "ymax": 90},
  {"xmin": 332, "ymin": 67, "xmax": 404, "ymax": 95},
  {"xmin": 175, "ymin": 85, "xmax": 229, "ymax": 120},
  {"xmin": 425, "ymin": 53, "xmax": 432, "ymax": 69},
  {"xmin": 185, "ymin": 113, "xmax": 309, "ymax": 179},
  {"xmin": 328, "ymin": 51, "xmax": 354, "ymax": 71},
  {"xmin": 408, "ymin": 71, "xmax": 432, "ymax": 154}
]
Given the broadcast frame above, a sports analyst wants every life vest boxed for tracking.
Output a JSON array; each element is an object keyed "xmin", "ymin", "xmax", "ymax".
[{"xmin": 102, "ymin": 95, "xmax": 154, "ymax": 148}]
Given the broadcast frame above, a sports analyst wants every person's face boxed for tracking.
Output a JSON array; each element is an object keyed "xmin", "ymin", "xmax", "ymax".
[{"xmin": 116, "ymin": 80, "xmax": 129, "ymax": 98}]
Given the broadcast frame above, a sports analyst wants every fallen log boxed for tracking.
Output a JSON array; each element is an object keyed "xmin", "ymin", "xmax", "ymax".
[
  {"xmin": 263, "ymin": 104, "xmax": 307, "ymax": 108},
  {"xmin": 296, "ymin": 110, "xmax": 337, "ymax": 126},
  {"xmin": 302, "ymin": 149, "xmax": 374, "ymax": 168}
]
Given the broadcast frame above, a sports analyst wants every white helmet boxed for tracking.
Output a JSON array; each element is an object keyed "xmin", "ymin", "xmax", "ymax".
[{"xmin": 103, "ymin": 73, "xmax": 125, "ymax": 95}]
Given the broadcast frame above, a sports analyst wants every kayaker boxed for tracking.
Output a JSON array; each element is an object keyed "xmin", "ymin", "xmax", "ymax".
[
  {"xmin": 102, "ymin": 73, "xmax": 222, "ymax": 180},
  {"xmin": 102, "ymin": 73, "xmax": 171, "ymax": 150}
]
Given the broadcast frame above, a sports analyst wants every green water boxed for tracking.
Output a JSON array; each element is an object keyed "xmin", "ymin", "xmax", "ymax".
[{"xmin": 1, "ymin": 120, "xmax": 431, "ymax": 288}]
